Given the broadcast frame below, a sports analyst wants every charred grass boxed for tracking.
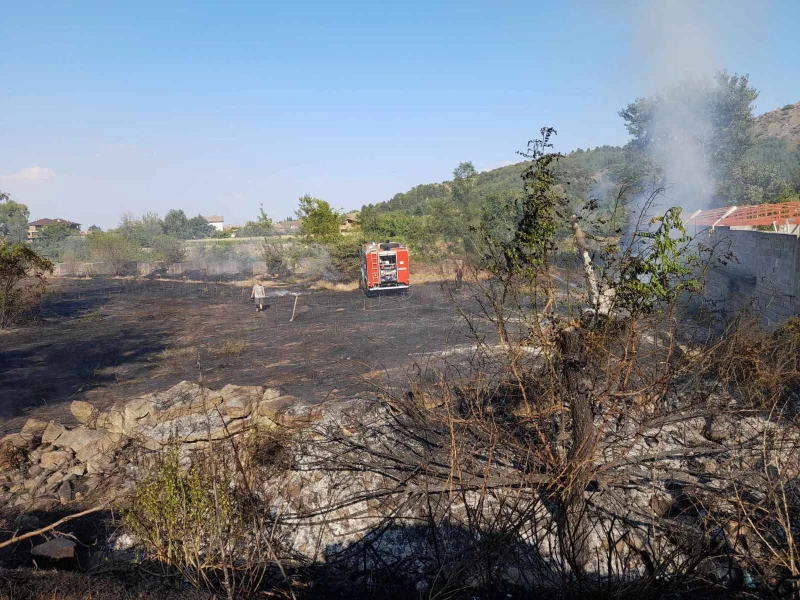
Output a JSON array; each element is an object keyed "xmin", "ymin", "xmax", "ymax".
[{"xmin": 0, "ymin": 277, "xmax": 470, "ymax": 435}]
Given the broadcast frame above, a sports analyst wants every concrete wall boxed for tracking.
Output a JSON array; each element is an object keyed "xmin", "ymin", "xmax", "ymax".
[
  {"xmin": 56, "ymin": 259, "xmax": 262, "ymax": 279},
  {"xmin": 704, "ymin": 228, "xmax": 800, "ymax": 325},
  {"xmin": 136, "ymin": 261, "xmax": 164, "ymax": 276},
  {"xmin": 53, "ymin": 262, "xmax": 117, "ymax": 277},
  {"xmin": 206, "ymin": 260, "xmax": 240, "ymax": 276}
]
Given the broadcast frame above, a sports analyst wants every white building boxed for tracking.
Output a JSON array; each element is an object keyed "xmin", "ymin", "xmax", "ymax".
[{"xmin": 202, "ymin": 215, "xmax": 224, "ymax": 231}]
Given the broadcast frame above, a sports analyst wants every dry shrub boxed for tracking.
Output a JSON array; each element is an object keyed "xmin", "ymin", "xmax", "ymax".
[
  {"xmin": 0, "ymin": 442, "xmax": 28, "ymax": 471},
  {"xmin": 148, "ymin": 346, "xmax": 195, "ymax": 376},
  {"xmin": 709, "ymin": 315, "xmax": 800, "ymax": 409},
  {"xmin": 218, "ymin": 340, "xmax": 247, "ymax": 359},
  {"xmin": 310, "ymin": 280, "xmax": 359, "ymax": 292},
  {"xmin": 247, "ymin": 432, "xmax": 294, "ymax": 472},
  {"xmin": 124, "ymin": 441, "xmax": 288, "ymax": 599}
]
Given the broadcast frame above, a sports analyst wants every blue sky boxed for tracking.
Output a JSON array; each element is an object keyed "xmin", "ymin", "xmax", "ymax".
[{"xmin": 1, "ymin": 0, "xmax": 798, "ymax": 228}]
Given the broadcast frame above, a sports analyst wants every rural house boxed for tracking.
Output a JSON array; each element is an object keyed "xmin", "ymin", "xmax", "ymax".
[
  {"xmin": 202, "ymin": 215, "xmax": 225, "ymax": 231},
  {"xmin": 339, "ymin": 211, "xmax": 360, "ymax": 232},
  {"xmin": 27, "ymin": 218, "xmax": 81, "ymax": 241}
]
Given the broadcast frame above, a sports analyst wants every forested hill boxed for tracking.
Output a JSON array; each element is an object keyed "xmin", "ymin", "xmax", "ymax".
[
  {"xmin": 365, "ymin": 145, "xmax": 628, "ymax": 217},
  {"xmin": 358, "ymin": 144, "xmax": 643, "ymax": 251},
  {"xmin": 753, "ymin": 101, "xmax": 800, "ymax": 148}
]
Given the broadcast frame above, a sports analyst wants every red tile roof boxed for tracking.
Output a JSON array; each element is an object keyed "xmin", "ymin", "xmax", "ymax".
[{"xmin": 28, "ymin": 218, "xmax": 80, "ymax": 227}]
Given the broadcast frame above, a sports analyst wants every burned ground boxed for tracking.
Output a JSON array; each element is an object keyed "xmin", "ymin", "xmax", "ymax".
[{"xmin": 0, "ymin": 278, "xmax": 474, "ymax": 434}]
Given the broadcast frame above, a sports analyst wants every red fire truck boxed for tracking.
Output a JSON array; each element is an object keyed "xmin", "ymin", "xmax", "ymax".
[{"xmin": 360, "ymin": 242, "xmax": 410, "ymax": 296}]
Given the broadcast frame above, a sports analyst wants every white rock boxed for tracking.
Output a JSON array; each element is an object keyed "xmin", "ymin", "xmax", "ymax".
[
  {"xmin": 86, "ymin": 454, "xmax": 116, "ymax": 475},
  {"xmin": 0, "ymin": 432, "xmax": 33, "ymax": 449},
  {"xmin": 21, "ymin": 419, "xmax": 48, "ymax": 437},
  {"xmin": 55, "ymin": 427, "xmax": 106, "ymax": 454},
  {"xmin": 123, "ymin": 396, "xmax": 156, "ymax": 424},
  {"xmin": 113, "ymin": 532, "xmax": 137, "ymax": 551},
  {"xmin": 41, "ymin": 421, "xmax": 66, "ymax": 445},
  {"xmin": 40, "ymin": 450, "xmax": 73, "ymax": 469},
  {"xmin": 71, "ymin": 401, "xmax": 100, "ymax": 426}
]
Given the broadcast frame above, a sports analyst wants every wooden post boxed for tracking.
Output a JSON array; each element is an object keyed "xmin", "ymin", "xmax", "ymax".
[{"xmin": 289, "ymin": 295, "xmax": 299, "ymax": 322}]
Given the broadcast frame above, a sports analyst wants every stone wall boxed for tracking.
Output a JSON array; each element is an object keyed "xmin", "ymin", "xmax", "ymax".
[{"xmin": 704, "ymin": 227, "xmax": 800, "ymax": 325}]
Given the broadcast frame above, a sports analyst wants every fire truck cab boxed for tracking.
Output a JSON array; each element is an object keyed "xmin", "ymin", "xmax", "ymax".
[{"xmin": 361, "ymin": 242, "xmax": 410, "ymax": 296}]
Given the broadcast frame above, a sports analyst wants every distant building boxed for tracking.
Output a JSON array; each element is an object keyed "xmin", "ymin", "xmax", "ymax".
[
  {"xmin": 274, "ymin": 220, "xmax": 301, "ymax": 234},
  {"xmin": 202, "ymin": 215, "xmax": 225, "ymax": 231},
  {"xmin": 340, "ymin": 211, "xmax": 360, "ymax": 233},
  {"xmin": 27, "ymin": 218, "xmax": 81, "ymax": 241}
]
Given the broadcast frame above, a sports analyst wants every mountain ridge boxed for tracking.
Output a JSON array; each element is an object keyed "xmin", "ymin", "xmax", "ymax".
[{"xmin": 753, "ymin": 101, "xmax": 800, "ymax": 147}]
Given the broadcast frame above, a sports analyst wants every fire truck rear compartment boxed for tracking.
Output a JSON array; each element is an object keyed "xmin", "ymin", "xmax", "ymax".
[{"xmin": 379, "ymin": 253, "xmax": 398, "ymax": 284}]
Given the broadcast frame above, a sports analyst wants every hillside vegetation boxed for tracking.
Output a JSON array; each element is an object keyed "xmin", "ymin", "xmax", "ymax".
[{"xmin": 753, "ymin": 100, "xmax": 800, "ymax": 147}]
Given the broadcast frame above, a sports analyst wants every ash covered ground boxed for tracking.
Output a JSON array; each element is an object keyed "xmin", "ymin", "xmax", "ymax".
[{"xmin": 0, "ymin": 278, "xmax": 476, "ymax": 434}]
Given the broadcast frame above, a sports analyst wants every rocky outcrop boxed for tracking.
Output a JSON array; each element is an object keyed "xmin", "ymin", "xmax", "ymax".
[{"xmin": 0, "ymin": 381, "xmax": 306, "ymax": 512}]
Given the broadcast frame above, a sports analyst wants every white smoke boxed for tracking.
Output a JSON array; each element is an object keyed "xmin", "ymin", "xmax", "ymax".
[
  {"xmin": 648, "ymin": 80, "xmax": 717, "ymax": 212},
  {"xmin": 631, "ymin": 0, "xmax": 756, "ymax": 213},
  {"xmin": 635, "ymin": 0, "xmax": 719, "ymax": 91}
]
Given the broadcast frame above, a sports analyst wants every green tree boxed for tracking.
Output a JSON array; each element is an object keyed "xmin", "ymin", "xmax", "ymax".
[
  {"xmin": 240, "ymin": 205, "xmax": 274, "ymax": 237},
  {"xmin": 33, "ymin": 222, "xmax": 80, "ymax": 260},
  {"xmin": 88, "ymin": 225, "xmax": 102, "ymax": 233},
  {"xmin": 187, "ymin": 215, "xmax": 215, "ymax": 239},
  {"xmin": 119, "ymin": 212, "xmax": 165, "ymax": 246},
  {"xmin": 619, "ymin": 70, "xmax": 759, "ymax": 205},
  {"xmin": 163, "ymin": 209, "xmax": 190, "ymax": 239},
  {"xmin": 746, "ymin": 137, "xmax": 800, "ymax": 196},
  {"xmin": 0, "ymin": 242, "xmax": 53, "ymax": 328},
  {"xmin": 295, "ymin": 194, "xmax": 341, "ymax": 241},
  {"xmin": 452, "ymin": 161, "xmax": 477, "ymax": 207},
  {"xmin": 428, "ymin": 196, "xmax": 465, "ymax": 253},
  {"xmin": 86, "ymin": 232, "xmax": 138, "ymax": 274},
  {"xmin": 472, "ymin": 129, "xmax": 702, "ymax": 572},
  {"xmin": 0, "ymin": 191, "xmax": 30, "ymax": 244},
  {"xmin": 150, "ymin": 234, "xmax": 186, "ymax": 264},
  {"xmin": 613, "ymin": 207, "xmax": 698, "ymax": 314},
  {"xmin": 717, "ymin": 161, "xmax": 793, "ymax": 205}
]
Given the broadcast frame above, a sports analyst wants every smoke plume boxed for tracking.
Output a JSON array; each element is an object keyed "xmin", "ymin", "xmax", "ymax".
[{"xmin": 631, "ymin": 0, "xmax": 753, "ymax": 213}]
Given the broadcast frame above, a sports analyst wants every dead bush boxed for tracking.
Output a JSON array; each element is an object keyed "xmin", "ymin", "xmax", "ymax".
[
  {"xmin": 218, "ymin": 340, "xmax": 247, "ymax": 360},
  {"xmin": 706, "ymin": 315, "xmax": 800, "ymax": 409},
  {"xmin": 0, "ymin": 442, "xmax": 29, "ymax": 471},
  {"xmin": 247, "ymin": 432, "xmax": 294, "ymax": 475}
]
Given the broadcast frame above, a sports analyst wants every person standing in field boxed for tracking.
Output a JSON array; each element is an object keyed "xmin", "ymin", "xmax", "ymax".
[
  {"xmin": 455, "ymin": 263, "xmax": 464, "ymax": 290},
  {"xmin": 251, "ymin": 280, "xmax": 267, "ymax": 312}
]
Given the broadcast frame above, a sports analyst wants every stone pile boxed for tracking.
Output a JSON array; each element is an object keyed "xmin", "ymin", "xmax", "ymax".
[
  {"xmin": 0, "ymin": 381, "xmax": 307, "ymax": 512},
  {"xmin": 1, "ymin": 380, "xmax": 793, "ymax": 589}
]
